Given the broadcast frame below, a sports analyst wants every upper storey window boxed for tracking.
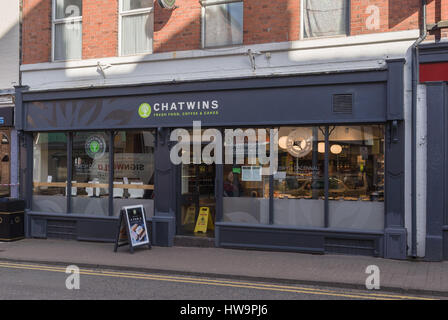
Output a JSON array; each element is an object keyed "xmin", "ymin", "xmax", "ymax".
[
  {"xmin": 202, "ymin": 0, "xmax": 243, "ymax": 48},
  {"xmin": 302, "ymin": 0, "xmax": 349, "ymax": 39},
  {"xmin": 52, "ymin": 0, "xmax": 82, "ymax": 61},
  {"xmin": 119, "ymin": 0, "xmax": 154, "ymax": 56}
]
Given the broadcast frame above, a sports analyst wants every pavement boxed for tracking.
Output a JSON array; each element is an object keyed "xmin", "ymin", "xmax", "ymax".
[{"xmin": 0, "ymin": 238, "xmax": 448, "ymax": 297}]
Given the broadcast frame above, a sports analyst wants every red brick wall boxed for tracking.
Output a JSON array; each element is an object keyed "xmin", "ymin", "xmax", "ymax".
[
  {"xmin": 244, "ymin": 0, "xmax": 300, "ymax": 44},
  {"xmin": 153, "ymin": 0, "xmax": 201, "ymax": 53},
  {"xmin": 426, "ymin": 0, "xmax": 448, "ymax": 40},
  {"xmin": 22, "ymin": 0, "xmax": 448, "ymax": 65},
  {"xmin": 351, "ymin": 0, "xmax": 420, "ymax": 35},
  {"xmin": 22, "ymin": 0, "xmax": 52, "ymax": 64},
  {"xmin": 82, "ymin": 0, "xmax": 118, "ymax": 59}
]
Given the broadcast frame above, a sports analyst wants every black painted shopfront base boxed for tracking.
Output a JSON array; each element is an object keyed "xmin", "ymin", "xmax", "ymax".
[
  {"xmin": 27, "ymin": 211, "xmax": 392, "ymax": 258},
  {"xmin": 26, "ymin": 211, "xmax": 150, "ymax": 243},
  {"xmin": 215, "ymin": 222, "xmax": 385, "ymax": 257}
]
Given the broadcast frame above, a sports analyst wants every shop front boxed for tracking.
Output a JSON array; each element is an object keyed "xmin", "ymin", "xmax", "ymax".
[{"xmin": 16, "ymin": 59, "xmax": 407, "ymax": 259}]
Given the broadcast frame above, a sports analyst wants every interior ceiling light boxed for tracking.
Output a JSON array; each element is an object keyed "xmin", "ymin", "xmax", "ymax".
[
  {"xmin": 278, "ymin": 136, "xmax": 288, "ymax": 149},
  {"xmin": 330, "ymin": 144, "xmax": 343, "ymax": 154},
  {"xmin": 318, "ymin": 142, "xmax": 325, "ymax": 153}
]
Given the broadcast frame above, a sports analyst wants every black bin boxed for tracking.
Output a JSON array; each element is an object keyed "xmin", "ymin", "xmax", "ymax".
[{"xmin": 0, "ymin": 198, "xmax": 25, "ymax": 242}]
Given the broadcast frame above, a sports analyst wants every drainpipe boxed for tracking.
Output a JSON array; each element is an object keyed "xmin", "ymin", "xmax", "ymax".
[{"xmin": 411, "ymin": 0, "xmax": 427, "ymax": 258}]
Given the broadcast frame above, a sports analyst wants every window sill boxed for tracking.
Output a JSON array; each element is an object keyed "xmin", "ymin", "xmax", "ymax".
[
  {"xmin": 52, "ymin": 58, "xmax": 83, "ymax": 63},
  {"xmin": 202, "ymin": 43, "xmax": 244, "ymax": 50},
  {"xmin": 301, "ymin": 34, "xmax": 348, "ymax": 41},
  {"xmin": 119, "ymin": 51, "xmax": 153, "ymax": 58}
]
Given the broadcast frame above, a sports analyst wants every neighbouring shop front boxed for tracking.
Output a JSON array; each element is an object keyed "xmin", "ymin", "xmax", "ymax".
[
  {"xmin": 420, "ymin": 42, "xmax": 448, "ymax": 261},
  {"xmin": 16, "ymin": 59, "xmax": 408, "ymax": 259}
]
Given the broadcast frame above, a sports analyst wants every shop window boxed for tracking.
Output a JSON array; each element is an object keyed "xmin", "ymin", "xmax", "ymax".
[
  {"xmin": 302, "ymin": 0, "xmax": 349, "ymax": 39},
  {"xmin": 220, "ymin": 124, "xmax": 385, "ymax": 230},
  {"xmin": 113, "ymin": 130, "xmax": 155, "ymax": 217},
  {"xmin": 32, "ymin": 133, "xmax": 68, "ymax": 213},
  {"xmin": 119, "ymin": 0, "xmax": 154, "ymax": 56},
  {"xmin": 328, "ymin": 125, "xmax": 384, "ymax": 230},
  {"xmin": 273, "ymin": 127, "xmax": 325, "ymax": 227},
  {"xmin": 202, "ymin": 0, "xmax": 243, "ymax": 48},
  {"xmin": 222, "ymin": 128, "xmax": 270, "ymax": 225},
  {"xmin": 71, "ymin": 131, "xmax": 109, "ymax": 216},
  {"xmin": 52, "ymin": 0, "xmax": 82, "ymax": 61}
]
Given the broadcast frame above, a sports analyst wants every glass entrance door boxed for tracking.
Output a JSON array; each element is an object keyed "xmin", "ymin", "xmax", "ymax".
[{"xmin": 179, "ymin": 163, "xmax": 216, "ymax": 237}]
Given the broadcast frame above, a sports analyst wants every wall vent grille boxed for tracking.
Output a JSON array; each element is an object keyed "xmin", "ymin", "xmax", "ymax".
[{"xmin": 332, "ymin": 94, "xmax": 353, "ymax": 114}]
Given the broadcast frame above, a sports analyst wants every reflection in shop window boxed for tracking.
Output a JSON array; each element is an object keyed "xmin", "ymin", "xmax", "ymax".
[
  {"xmin": 273, "ymin": 126, "xmax": 325, "ymax": 227},
  {"xmin": 0, "ymin": 132, "xmax": 10, "ymax": 197},
  {"xmin": 328, "ymin": 125, "xmax": 385, "ymax": 230},
  {"xmin": 1, "ymin": 134, "xmax": 9, "ymax": 144},
  {"xmin": 71, "ymin": 131, "xmax": 109, "ymax": 216},
  {"xmin": 203, "ymin": 0, "xmax": 243, "ymax": 48},
  {"xmin": 32, "ymin": 133, "xmax": 68, "ymax": 213},
  {"xmin": 113, "ymin": 130, "xmax": 155, "ymax": 217},
  {"xmin": 223, "ymin": 128, "xmax": 270, "ymax": 225}
]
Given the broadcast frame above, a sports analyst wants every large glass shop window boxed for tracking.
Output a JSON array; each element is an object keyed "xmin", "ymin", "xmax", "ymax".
[
  {"xmin": 274, "ymin": 127, "xmax": 325, "ymax": 227},
  {"xmin": 222, "ymin": 128, "xmax": 270, "ymax": 224},
  {"xmin": 328, "ymin": 125, "xmax": 385, "ymax": 230},
  {"xmin": 113, "ymin": 130, "xmax": 155, "ymax": 217},
  {"xmin": 71, "ymin": 131, "xmax": 109, "ymax": 215},
  {"xmin": 33, "ymin": 133, "xmax": 68, "ymax": 213}
]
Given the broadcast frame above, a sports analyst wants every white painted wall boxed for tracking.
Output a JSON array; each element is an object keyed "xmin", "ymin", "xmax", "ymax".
[{"xmin": 0, "ymin": 0, "xmax": 20, "ymax": 90}]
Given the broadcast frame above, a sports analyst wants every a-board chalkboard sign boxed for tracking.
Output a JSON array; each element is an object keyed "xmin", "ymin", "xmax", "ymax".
[{"xmin": 114, "ymin": 205, "xmax": 151, "ymax": 253}]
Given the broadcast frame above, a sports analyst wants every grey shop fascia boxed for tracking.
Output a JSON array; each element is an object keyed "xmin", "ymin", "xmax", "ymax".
[{"xmin": 15, "ymin": 59, "xmax": 408, "ymax": 259}]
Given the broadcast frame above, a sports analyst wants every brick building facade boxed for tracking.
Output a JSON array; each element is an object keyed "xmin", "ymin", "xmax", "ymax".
[{"xmin": 21, "ymin": 0, "xmax": 447, "ymax": 64}]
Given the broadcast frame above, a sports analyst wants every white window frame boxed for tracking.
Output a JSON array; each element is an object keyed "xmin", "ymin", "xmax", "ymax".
[
  {"xmin": 200, "ymin": 0, "xmax": 244, "ymax": 49},
  {"xmin": 51, "ymin": 0, "xmax": 83, "ymax": 61},
  {"xmin": 118, "ymin": 0, "xmax": 154, "ymax": 56},
  {"xmin": 300, "ymin": 0, "xmax": 350, "ymax": 40}
]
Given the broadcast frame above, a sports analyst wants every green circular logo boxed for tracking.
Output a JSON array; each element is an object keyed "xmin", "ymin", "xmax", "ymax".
[
  {"xmin": 90, "ymin": 141, "xmax": 100, "ymax": 153},
  {"xmin": 85, "ymin": 135, "xmax": 106, "ymax": 159},
  {"xmin": 138, "ymin": 103, "xmax": 151, "ymax": 118}
]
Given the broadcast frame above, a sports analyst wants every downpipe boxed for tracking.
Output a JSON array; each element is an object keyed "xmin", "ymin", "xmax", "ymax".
[{"xmin": 410, "ymin": 0, "xmax": 427, "ymax": 258}]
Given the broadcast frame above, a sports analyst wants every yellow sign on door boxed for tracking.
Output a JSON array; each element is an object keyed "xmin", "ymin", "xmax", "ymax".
[{"xmin": 194, "ymin": 207, "xmax": 214, "ymax": 233}]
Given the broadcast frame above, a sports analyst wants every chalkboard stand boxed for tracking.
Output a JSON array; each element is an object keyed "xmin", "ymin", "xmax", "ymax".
[{"xmin": 113, "ymin": 208, "xmax": 152, "ymax": 254}]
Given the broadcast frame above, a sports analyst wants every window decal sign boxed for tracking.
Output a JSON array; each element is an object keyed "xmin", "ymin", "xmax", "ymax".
[
  {"xmin": 241, "ymin": 166, "xmax": 262, "ymax": 182},
  {"xmin": 286, "ymin": 129, "xmax": 313, "ymax": 158},
  {"xmin": 85, "ymin": 134, "xmax": 106, "ymax": 160}
]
